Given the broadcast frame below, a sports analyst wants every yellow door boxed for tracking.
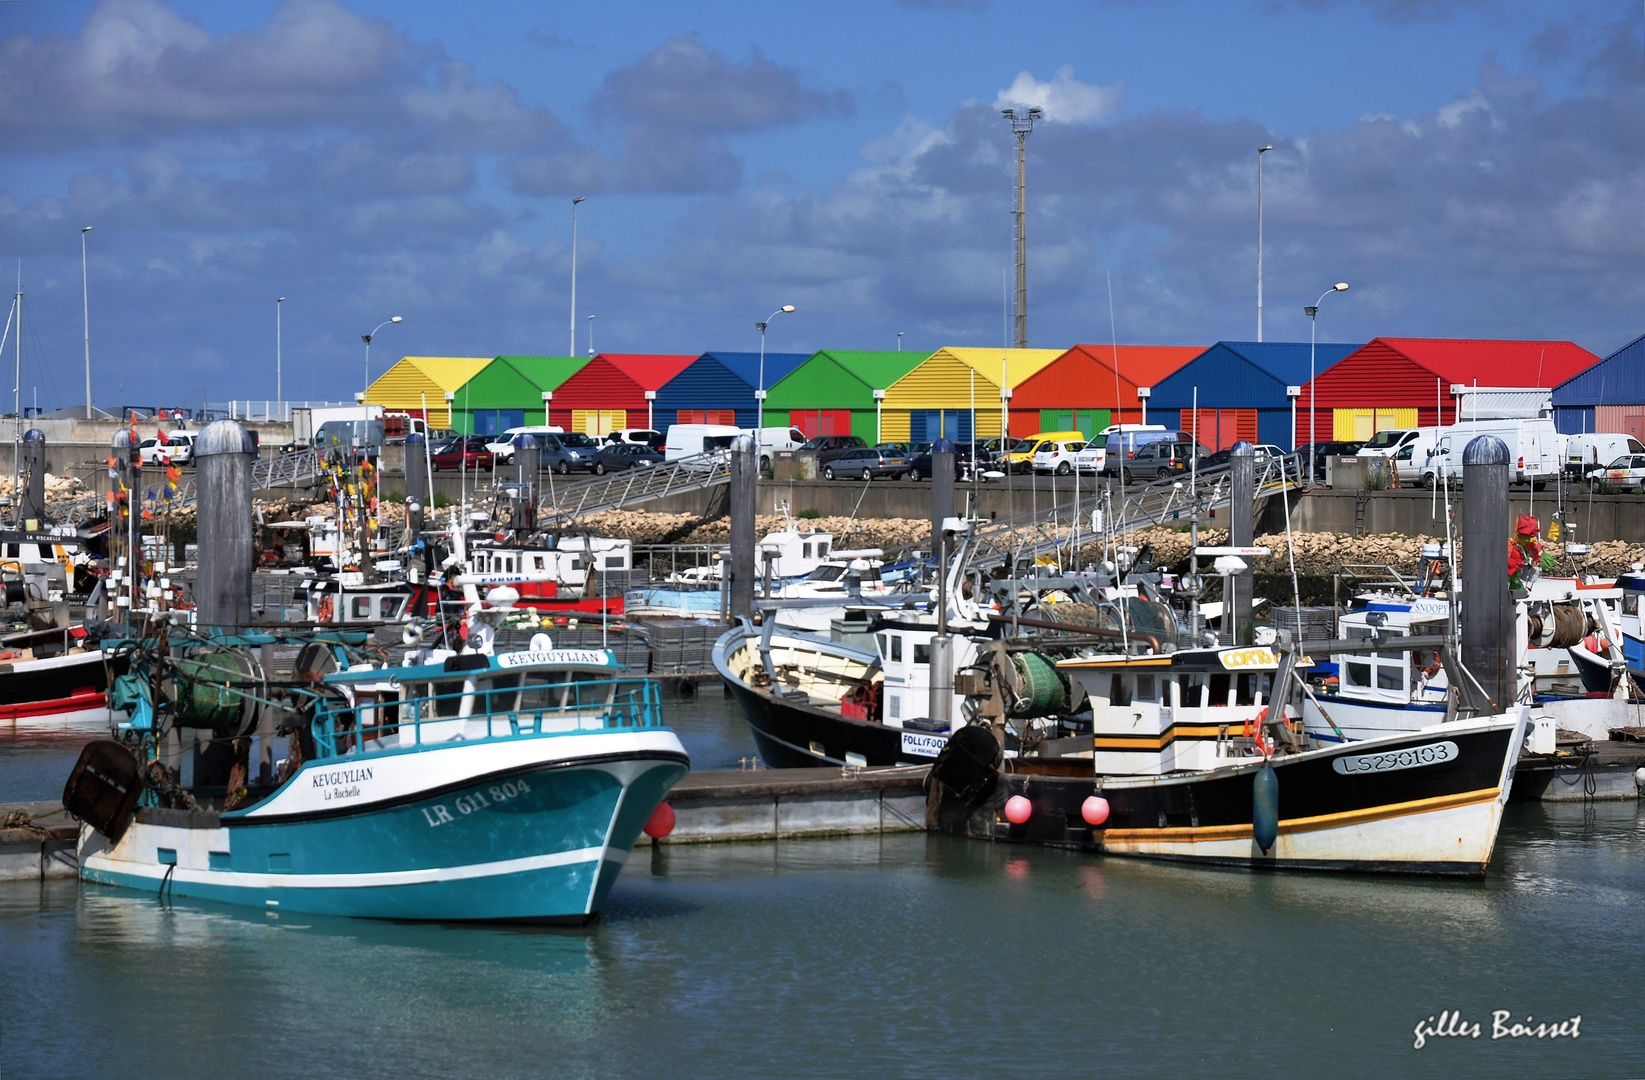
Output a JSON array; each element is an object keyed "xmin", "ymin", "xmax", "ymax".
[
  {"xmin": 1335, "ymin": 407, "xmax": 1418, "ymax": 440},
  {"xmin": 573, "ymin": 409, "xmax": 625, "ymax": 435}
]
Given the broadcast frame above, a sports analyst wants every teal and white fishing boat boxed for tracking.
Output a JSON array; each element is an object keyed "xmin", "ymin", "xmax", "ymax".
[{"xmin": 71, "ymin": 611, "xmax": 688, "ymax": 924}]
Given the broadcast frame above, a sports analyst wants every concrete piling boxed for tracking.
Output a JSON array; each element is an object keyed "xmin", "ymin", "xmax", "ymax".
[
  {"xmin": 729, "ymin": 433, "xmax": 757, "ymax": 619},
  {"xmin": 513, "ymin": 433, "xmax": 539, "ymax": 533},
  {"xmin": 193, "ymin": 420, "xmax": 256, "ymax": 631},
  {"xmin": 1462, "ymin": 434, "xmax": 1513, "ymax": 711},
  {"xmin": 403, "ymin": 431, "xmax": 427, "ymax": 536},
  {"xmin": 20, "ymin": 429, "xmax": 44, "ymax": 525},
  {"xmin": 1228, "ymin": 441, "xmax": 1255, "ymax": 643}
]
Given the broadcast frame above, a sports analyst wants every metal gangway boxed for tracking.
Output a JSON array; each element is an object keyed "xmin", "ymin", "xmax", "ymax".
[
  {"xmin": 534, "ymin": 452, "xmax": 731, "ymax": 527},
  {"xmin": 949, "ymin": 454, "xmax": 1301, "ymax": 572},
  {"xmin": 52, "ymin": 448, "xmax": 324, "ymax": 526}
]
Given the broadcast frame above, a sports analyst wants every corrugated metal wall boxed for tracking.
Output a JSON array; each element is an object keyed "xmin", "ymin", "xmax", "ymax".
[
  {"xmin": 553, "ymin": 358, "xmax": 644, "ymax": 412},
  {"xmin": 653, "ymin": 358, "xmax": 753, "ymax": 428},
  {"xmin": 1597, "ymin": 405, "xmax": 1645, "ymax": 441},
  {"xmin": 1552, "ymin": 332, "xmax": 1645, "ymax": 408},
  {"xmin": 1303, "ymin": 345, "xmax": 1457, "ymax": 443},
  {"xmin": 1554, "ymin": 406, "xmax": 1595, "ymax": 435},
  {"xmin": 882, "ymin": 354, "xmax": 989, "ymax": 410},
  {"xmin": 367, "ymin": 358, "xmax": 491, "ymax": 428}
]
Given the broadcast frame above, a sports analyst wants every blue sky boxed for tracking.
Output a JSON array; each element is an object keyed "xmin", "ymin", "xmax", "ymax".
[{"xmin": 1, "ymin": 0, "xmax": 1642, "ymax": 411}]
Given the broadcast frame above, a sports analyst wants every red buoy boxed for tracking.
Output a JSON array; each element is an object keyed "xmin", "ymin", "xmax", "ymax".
[
  {"xmin": 643, "ymin": 802, "xmax": 676, "ymax": 839},
  {"xmin": 1004, "ymin": 795, "xmax": 1032, "ymax": 824},
  {"xmin": 1081, "ymin": 796, "xmax": 1110, "ymax": 826}
]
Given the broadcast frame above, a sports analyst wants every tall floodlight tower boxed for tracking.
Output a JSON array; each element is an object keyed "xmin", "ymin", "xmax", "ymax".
[{"xmin": 1001, "ymin": 107, "xmax": 1041, "ymax": 350}]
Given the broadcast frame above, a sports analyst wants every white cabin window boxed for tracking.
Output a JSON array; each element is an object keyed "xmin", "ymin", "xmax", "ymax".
[
  {"xmin": 914, "ymin": 643, "xmax": 931, "ymax": 665},
  {"xmin": 803, "ymin": 543, "xmax": 813, "ymax": 558},
  {"xmin": 351, "ymin": 596, "xmax": 372, "ymax": 619},
  {"xmin": 1135, "ymin": 674, "xmax": 1156, "ymax": 702},
  {"xmin": 888, "ymin": 694, "xmax": 901, "ymax": 719},
  {"xmin": 818, "ymin": 542, "xmax": 829, "ymax": 557},
  {"xmin": 533, "ymin": 555, "xmax": 545, "ymax": 571},
  {"xmin": 890, "ymin": 636, "xmax": 903, "ymax": 663},
  {"xmin": 605, "ymin": 556, "xmax": 625, "ymax": 569},
  {"xmin": 876, "ymin": 634, "xmax": 889, "ymax": 661}
]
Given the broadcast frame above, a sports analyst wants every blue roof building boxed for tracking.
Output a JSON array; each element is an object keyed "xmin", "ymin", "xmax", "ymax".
[
  {"xmin": 652, "ymin": 351, "xmax": 813, "ymax": 429},
  {"xmin": 1149, "ymin": 341, "xmax": 1362, "ymax": 450},
  {"xmin": 1550, "ymin": 332, "xmax": 1645, "ymax": 437}
]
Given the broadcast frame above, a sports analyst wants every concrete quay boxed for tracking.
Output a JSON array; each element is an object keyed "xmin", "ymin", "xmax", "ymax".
[
  {"xmin": 0, "ymin": 802, "xmax": 79, "ymax": 882},
  {"xmin": 644, "ymin": 766, "xmax": 930, "ymax": 846}
]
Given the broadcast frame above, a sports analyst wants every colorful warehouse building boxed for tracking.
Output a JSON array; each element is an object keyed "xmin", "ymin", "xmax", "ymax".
[
  {"xmin": 1013, "ymin": 344, "xmax": 1203, "ymax": 437},
  {"xmin": 1550, "ymin": 332, "xmax": 1645, "ymax": 439},
  {"xmin": 449, "ymin": 355, "xmax": 588, "ymax": 434},
  {"xmin": 1300, "ymin": 338, "xmax": 1602, "ymax": 443},
  {"xmin": 652, "ymin": 352, "xmax": 812, "ymax": 429},
  {"xmin": 546, "ymin": 353, "xmax": 697, "ymax": 435},
  {"xmin": 365, "ymin": 356, "xmax": 494, "ymax": 429},
  {"xmin": 764, "ymin": 350, "xmax": 930, "ymax": 443},
  {"xmin": 878, "ymin": 347, "xmax": 1064, "ymax": 442},
  {"xmin": 1150, "ymin": 342, "xmax": 1361, "ymax": 451}
]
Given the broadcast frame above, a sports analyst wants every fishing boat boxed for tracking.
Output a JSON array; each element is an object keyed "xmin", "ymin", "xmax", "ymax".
[
  {"xmin": 67, "ymin": 567, "xmax": 688, "ymax": 922},
  {"xmin": 0, "ymin": 623, "xmax": 127, "ymax": 728},
  {"xmin": 929, "ymin": 637, "xmax": 1529, "ymax": 876}
]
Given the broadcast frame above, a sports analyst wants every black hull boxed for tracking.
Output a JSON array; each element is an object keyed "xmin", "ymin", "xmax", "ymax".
[
  {"xmin": 727, "ymin": 680, "xmax": 941, "ymax": 768},
  {"xmin": 931, "ymin": 722, "xmax": 1520, "ymax": 876},
  {"xmin": 0, "ymin": 648, "xmax": 125, "ymax": 709}
]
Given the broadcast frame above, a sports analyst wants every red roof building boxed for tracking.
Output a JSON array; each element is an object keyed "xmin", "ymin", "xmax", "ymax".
[
  {"xmin": 1300, "ymin": 338, "xmax": 1602, "ymax": 443},
  {"xmin": 547, "ymin": 353, "xmax": 697, "ymax": 435},
  {"xmin": 1010, "ymin": 344, "xmax": 1203, "ymax": 438}
]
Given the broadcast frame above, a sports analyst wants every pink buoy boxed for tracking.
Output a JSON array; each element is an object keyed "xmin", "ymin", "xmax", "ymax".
[
  {"xmin": 643, "ymin": 802, "xmax": 676, "ymax": 839},
  {"xmin": 1081, "ymin": 796, "xmax": 1110, "ymax": 827},
  {"xmin": 1004, "ymin": 795, "xmax": 1033, "ymax": 824}
]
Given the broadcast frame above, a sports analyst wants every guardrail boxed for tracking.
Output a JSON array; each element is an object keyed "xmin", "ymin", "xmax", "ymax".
[
  {"xmin": 956, "ymin": 453, "xmax": 1302, "ymax": 571},
  {"xmin": 536, "ymin": 452, "xmax": 732, "ymax": 526},
  {"xmin": 52, "ymin": 448, "xmax": 323, "ymax": 526}
]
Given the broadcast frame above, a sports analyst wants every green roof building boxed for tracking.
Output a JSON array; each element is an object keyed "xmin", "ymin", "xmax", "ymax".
[
  {"xmin": 764, "ymin": 350, "xmax": 931, "ymax": 444},
  {"xmin": 450, "ymin": 355, "xmax": 590, "ymax": 435}
]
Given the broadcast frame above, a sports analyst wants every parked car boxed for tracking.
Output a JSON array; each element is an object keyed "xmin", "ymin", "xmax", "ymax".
[
  {"xmin": 1032, "ymin": 439, "xmax": 1088, "ymax": 475},
  {"xmin": 873, "ymin": 442, "xmax": 914, "ymax": 457},
  {"xmin": 1585, "ymin": 454, "xmax": 1645, "ymax": 492},
  {"xmin": 429, "ymin": 435, "xmax": 495, "ymax": 472},
  {"xmin": 665, "ymin": 423, "xmax": 743, "ymax": 461},
  {"xmin": 592, "ymin": 442, "xmax": 665, "ymax": 474},
  {"xmin": 485, "ymin": 425, "xmax": 565, "ymax": 464},
  {"xmin": 1129, "ymin": 439, "xmax": 1203, "ymax": 479},
  {"xmin": 1097, "ymin": 427, "xmax": 1192, "ymax": 476},
  {"xmin": 907, "ymin": 443, "xmax": 974, "ymax": 481},
  {"xmin": 800, "ymin": 434, "xmax": 868, "ymax": 466},
  {"xmin": 139, "ymin": 432, "xmax": 195, "ymax": 465},
  {"xmin": 973, "ymin": 437, "xmax": 1026, "ymax": 471},
  {"xmin": 822, "ymin": 446, "xmax": 912, "ymax": 481},
  {"xmin": 604, "ymin": 428, "xmax": 663, "ymax": 446},
  {"xmin": 539, "ymin": 431, "xmax": 602, "ymax": 474},
  {"xmin": 1003, "ymin": 431, "xmax": 1086, "ymax": 473}
]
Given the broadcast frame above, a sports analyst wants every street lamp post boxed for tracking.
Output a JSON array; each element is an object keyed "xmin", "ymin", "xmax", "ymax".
[
  {"xmin": 1286, "ymin": 385, "xmax": 1302, "ymax": 453},
  {"xmin": 755, "ymin": 304, "xmax": 795, "ymax": 431},
  {"xmin": 587, "ymin": 314, "xmax": 595, "ymax": 357},
  {"xmin": 361, "ymin": 316, "xmax": 404, "ymax": 419},
  {"xmin": 276, "ymin": 297, "xmax": 285, "ymax": 417},
  {"xmin": 896, "ymin": 332, "xmax": 904, "ymax": 351},
  {"xmin": 644, "ymin": 389, "xmax": 656, "ymax": 432},
  {"xmin": 1137, "ymin": 386, "xmax": 1151, "ymax": 427},
  {"xmin": 1304, "ymin": 282, "xmax": 1350, "ymax": 483},
  {"xmin": 1256, "ymin": 145, "xmax": 1273, "ymax": 342},
  {"xmin": 569, "ymin": 196, "xmax": 586, "ymax": 357},
  {"xmin": 81, "ymin": 226, "xmax": 93, "ymax": 419},
  {"xmin": 873, "ymin": 388, "xmax": 886, "ymax": 443}
]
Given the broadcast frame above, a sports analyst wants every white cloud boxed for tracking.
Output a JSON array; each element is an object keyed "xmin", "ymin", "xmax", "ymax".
[{"xmin": 992, "ymin": 65, "xmax": 1124, "ymax": 124}]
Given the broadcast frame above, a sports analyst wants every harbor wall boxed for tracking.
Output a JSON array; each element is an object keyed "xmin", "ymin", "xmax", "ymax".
[{"xmin": 374, "ymin": 475, "xmax": 1645, "ymax": 544}]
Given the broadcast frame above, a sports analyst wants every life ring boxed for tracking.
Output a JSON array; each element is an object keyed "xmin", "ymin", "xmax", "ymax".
[
  {"xmin": 1420, "ymin": 653, "xmax": 1442, "ymax": 679},
  {"xmin": 316, "ymin": 595, "xmax": 334, "ymax": 624},
  {"xmin": 1244, "ymin": 706, "xmax": 1271, "ymax": 756}
]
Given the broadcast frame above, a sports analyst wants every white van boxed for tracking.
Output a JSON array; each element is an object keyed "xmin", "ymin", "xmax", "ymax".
[
  {"xmin": 1373, "ymin": 428, "xmax": 1439, "ymax": 485},
  {"xmin": 1421, "ymin": 418, "xmax": 1561, "ymax": 489},
  {"xmin": 1356, "ymin": 429, "xmax": 1424, "ymax": 459},
  {"xmin": 1564, "ymin": 433, "xmax": 1645, "ymax": 479},
  {"xmin": 603, "ymin": 428, "xmax": 662, "ymax": 446},
  {"xmin": 756, "ymin": 426, "xmax": 807, "ymax": 469},
  {"xmin": 665, "ymin": 423, "xmax": 744, "ymax": 462},
  {"xmin": 485, "ymin": 425, "xmax": 565, "ymax": 464}
]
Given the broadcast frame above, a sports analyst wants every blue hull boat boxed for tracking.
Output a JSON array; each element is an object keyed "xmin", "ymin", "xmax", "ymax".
[{"xmin": 75, "ymin": 639, "xmax": 688, "ymax": 924}]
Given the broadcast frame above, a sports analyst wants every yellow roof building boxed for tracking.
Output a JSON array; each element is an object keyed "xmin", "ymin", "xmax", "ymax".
[
  {"xmin": 878, "ymin": 347, "xmax": 1064, "ymax": 440},
  {"xmin": 366, "ymin": 357, "xmax": 494, "ymax": 429}
]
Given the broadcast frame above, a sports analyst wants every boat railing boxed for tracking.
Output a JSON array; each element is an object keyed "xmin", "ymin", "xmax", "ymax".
[{"xmin": 309, "ymin": 676, "xmax": 663, "ymax": 759}]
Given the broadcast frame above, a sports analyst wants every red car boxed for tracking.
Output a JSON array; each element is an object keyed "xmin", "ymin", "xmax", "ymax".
[{"xmin": 429, "ymin": 435, "xmax": 495, "ymax": 471}]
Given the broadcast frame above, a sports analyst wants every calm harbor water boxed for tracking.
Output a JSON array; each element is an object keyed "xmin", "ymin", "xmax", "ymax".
[{"xmin": 4, "ymin": 694, "xmax": 1642, "ymax": 1077}]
